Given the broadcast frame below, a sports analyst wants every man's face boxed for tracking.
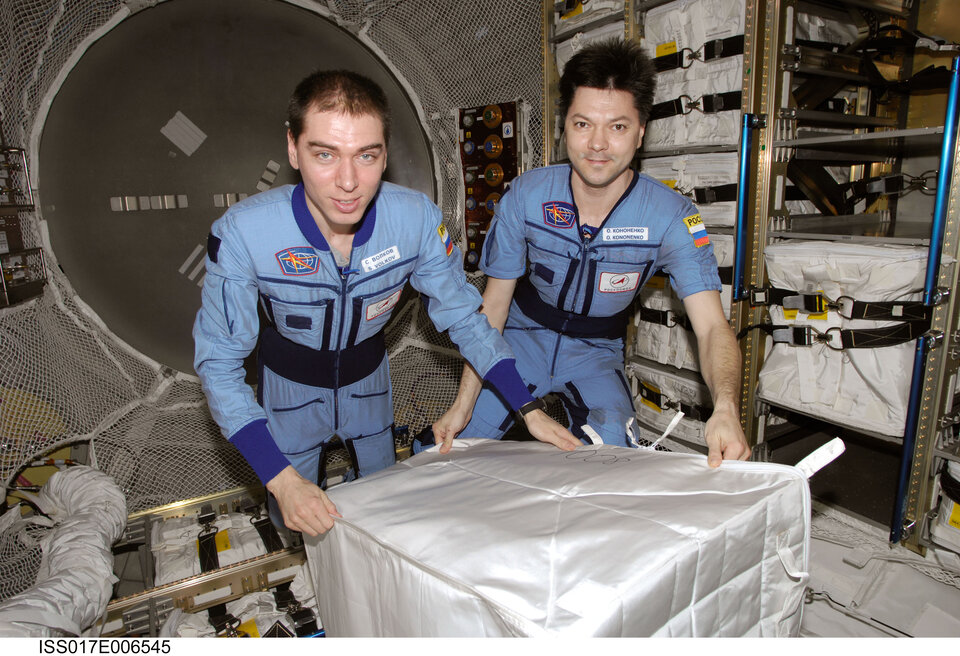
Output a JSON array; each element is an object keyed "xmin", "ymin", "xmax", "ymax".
[
  {"xmin": 564, "ymin": 86, "xmax": 644, "ymax": 190},
  {"xmin": 287, "ymin": 107, "xmax": 388, "ymax": 234}
]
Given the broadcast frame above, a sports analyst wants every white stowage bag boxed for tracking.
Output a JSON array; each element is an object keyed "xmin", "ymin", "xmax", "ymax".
[
  {"xmin": 555, "ymin": 21, "xmax": 625, "ymax": 74},
  {"xmin": 641, "ymin": 153, "xmax": 739, "ymax": 227},
  {"xmin": 757, "ymin": 242, "xmax": 929, "ymax": 439},
  {"xmin": 0, "ymin": 466, "xmax": 127, "ymax": 636},
  {"xmin": 306, "ymin": 439, "xmax": 810, "ymax": 637},
  {"xmin": 627, "ymin": 359, "xmax": 711, "ymax": 447},
  {"xmin": 150, "ymin": 512, "xmax": 290, "ymax": 586},
  {"xmin": 641, "ymin": 0, "xmax": 744, "ymax": 149},
  {"xmin": 632, "ymin": 233, "xmax": 733, "ymax": 371}
]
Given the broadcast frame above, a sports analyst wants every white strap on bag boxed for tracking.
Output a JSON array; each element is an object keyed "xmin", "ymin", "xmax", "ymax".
[{"xmin": 775, "ymin": 531, "xmax": 810, "ymax": 637}]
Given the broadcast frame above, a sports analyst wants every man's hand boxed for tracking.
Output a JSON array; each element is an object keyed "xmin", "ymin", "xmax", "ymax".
[
  {"xmin": 704, "ymin": 404, "xmax": 751, "ymax": 467},
  {"xmin": 432, "ymin": 404, "xmax": 472, "ymax": 454},
  {"xmin": 265, "ymin": 465, "xmax": 341, "ymax": 536},
  {"xmin": 523, "ymin": 409, "xmax": 582, "ymax": 451}
]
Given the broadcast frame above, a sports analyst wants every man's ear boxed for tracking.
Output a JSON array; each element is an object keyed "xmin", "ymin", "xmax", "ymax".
[{"xmin": 287, "ymin": 129, "xmax": 299, "ymax": 170}]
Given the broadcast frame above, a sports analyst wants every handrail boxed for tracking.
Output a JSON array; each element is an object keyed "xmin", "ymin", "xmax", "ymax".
[
  {"xmin": 891, "ymin": 55, "xmax": 960, "ymax": 544},
  {"xmin": 733, "ymin": 113, "xmax": 761, "ymax": 301}
]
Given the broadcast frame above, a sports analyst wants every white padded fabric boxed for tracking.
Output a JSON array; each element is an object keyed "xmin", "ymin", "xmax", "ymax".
[
  {"xmin": 627, "ymin": 359, "xmax": 711, "ymax": 447},
  {"xmin": 632, "ymin": 234, "xmax": 732, "ymax": 372},
  {"xmin": 306, "ymin": 439, "xmax": 810, "ymax": 637},
  {"xmin": 757, "ymin": 241, "xmax": 929, "ymax": 438},
  {"xmin": 641, "ymin": 153, "xmax": 739, "ymax": 227},
  {"xmin": 0, "ymin": 466, "xmax": 126, "ymax": 636}
]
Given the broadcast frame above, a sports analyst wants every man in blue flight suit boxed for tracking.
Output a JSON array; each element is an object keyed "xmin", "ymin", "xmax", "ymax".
[
  {"xmin": 194, "ymin": 70, "xmax": 580, "ymax": 536},
  {"xmin": 427, "ymin": 40, "xmax": 751, "ymax": 466}
]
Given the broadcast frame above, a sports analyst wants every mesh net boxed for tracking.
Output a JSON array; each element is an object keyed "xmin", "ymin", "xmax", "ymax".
[{"xmin": 0, "ymin": 0, "xmax": 546, "ymax": 599}]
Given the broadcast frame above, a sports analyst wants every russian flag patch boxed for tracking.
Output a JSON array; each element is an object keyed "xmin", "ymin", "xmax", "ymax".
[
  {"xmin": 438, "ymin": 224, "xmax": 453, "ymax": 256},
  {"xmin": 683, "ymin": 213, "xmax": 710, "ymax": 248}
]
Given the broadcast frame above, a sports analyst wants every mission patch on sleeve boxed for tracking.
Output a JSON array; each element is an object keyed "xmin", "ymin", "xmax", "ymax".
[{"xmin": 683, "ymin": 213, "xmax": 710, "ymax": 248}]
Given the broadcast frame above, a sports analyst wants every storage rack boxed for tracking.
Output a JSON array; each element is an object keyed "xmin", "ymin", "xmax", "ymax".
[
  {"xmin": 542, "ymin": 0, "xmax": 960, "ymax": 551},
  {"xmin": 732, "ymin": 0, "xmax": 960, "ymax": 551}
]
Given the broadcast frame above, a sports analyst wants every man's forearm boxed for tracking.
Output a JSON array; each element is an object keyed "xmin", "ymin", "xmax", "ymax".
[
  {"xmin": 452, "ymin": 277, "xmax": 518, "ymax": 410},
  {"xmin": 698, "ymin": 321, "xmax": 741, "ymax": 415}
]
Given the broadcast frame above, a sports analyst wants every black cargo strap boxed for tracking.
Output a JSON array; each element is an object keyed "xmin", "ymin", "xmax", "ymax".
[
  {"xmin": 653, "ymin": 35, "xmax": 745, "ymax": 72},
  {"xmin": 687, "ymin": 182, "xmax": 807, "ymax": 204},
  {"xmin": 196, "ymin": 505, "xmax": 245, "ymax": 637},
  {"xmin": 692, "ymin": 184, "xmax": 738, "ymax": 204},
  {"xmin": 243, "ymin": 499, "xmax": 285, "ymax": 553},
  {"xmin": 241, "ymin": 501, "xmax": 321, "ymax": 638},
  {"xmin": 649, "ymin": 91, "xmax": 742, "ymax": 121},
  {"xmin": 636, "ymin": 306, "xmax": 693, "ymax": 332},
  {"xmin": 272, "ymin": 584, "xmax": 320, "ymax": 637},
  {"xmin": 751, "ymin": 320, "xmax": 928, "ymax": 349},
  {"xmin": 749, "ymin": 287, "xmax": 930, "ymax": 322},
  {"xmin": 514, "ymin": 276, "xmax": 630, "ymax": 340},
  {"xmin": 638, "ymin": 383, "xmax": 712, "ymax": 422}
]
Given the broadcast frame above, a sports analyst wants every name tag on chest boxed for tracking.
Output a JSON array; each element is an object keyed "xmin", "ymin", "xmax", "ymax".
[
  {"xmin": 362, "ymin": 246, "xmax": 400, "ymax": 272},
  {"xmin": 602, "ymin": 227, "xmax": 648, "ymax": 242}
]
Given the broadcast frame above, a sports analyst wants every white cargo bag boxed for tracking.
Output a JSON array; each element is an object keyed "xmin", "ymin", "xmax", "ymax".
[
  {"xmin": 555, "ymin": 21, "xmax": 626, "ymax": 74},
  {"xmin": 756, "ymin": 242, "xmax": 928, "ymax": 439},
  {"xmin": 642, "ymin": 153, "xmax": 739, "ymax": 227},
  {"xmin": 632, "ymin": 234, "xmax": 732, "ymax": 371},
  {"xmin": 306, "ymin": 439, "xmax": 810, "ymax": 637},
  {"xmin": 554, "ymin": 0, "xmax": 625, "ymax": 40},
  {"xmin": 627, "ymin": 359, "xmax": 711, "ymax": 447},
  {"xmin": 641, "ymin": 0, "xmax": 744, "ymax": 149}
]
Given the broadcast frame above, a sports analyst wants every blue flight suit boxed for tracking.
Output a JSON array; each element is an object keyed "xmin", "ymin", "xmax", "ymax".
[
  {"xmin": 459, "ymin": 165, "xmax": 722, "ymax": 446},
  {"xmin": 194, "ymin": 182, "xmax": 532, "ymax": 496}
]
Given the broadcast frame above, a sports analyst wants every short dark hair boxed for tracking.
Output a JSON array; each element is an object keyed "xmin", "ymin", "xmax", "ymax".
[
  {"xmin": 559, "ymin": 39, "xmax": 656, "ymax": 123},
  {"xmin": 287, "ymin": 69, "xmax": 391, "ymax": 144}
]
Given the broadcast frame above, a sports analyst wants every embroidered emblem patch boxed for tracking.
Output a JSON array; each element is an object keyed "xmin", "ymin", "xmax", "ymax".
[
  {"xmin": 366, "ymin": 289, "xmax": 403, "ymax": 321},
  {"xmin": 683, "ymin": 213, "xmax": 710, "ymax": 248},
  {"xmin": 598, "ymin": 271, "xmax": 641, "ymax": 293},
  {"xmin": 275, "ymin": 247, "xmax": 319, "ymax": 275},
  {"xmin": 438, "ymin": 224, "xmax": 454, "ymax": 256},
  {"xmin": 543, "ymin": 201, "xmax": 576, "ymax": 228}
]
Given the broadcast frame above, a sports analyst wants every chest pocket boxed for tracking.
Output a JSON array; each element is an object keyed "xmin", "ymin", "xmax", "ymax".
[
  {"xmin": 349, "ymin": 282, "xmax": 406, "ymax": 345},
  {"xmin": 589, "ymin": 245, "xmax": 656, "ymax": 314},
  {"xmin": 265, "ymin": 296, "xmax": 334, "ymax": 350},
  {"xmin": 527, "ymin": 236, "xmax": 579, "ymax": 306}
]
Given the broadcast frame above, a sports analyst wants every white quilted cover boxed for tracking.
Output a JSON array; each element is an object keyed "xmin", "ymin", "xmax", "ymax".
[
  {"xmin": 306, "ymin": 439, "xmax": 810, "ymax": 637},
  {"xmin": 757, "ymin": 242, "xmax": 928, "ymax": 438}
]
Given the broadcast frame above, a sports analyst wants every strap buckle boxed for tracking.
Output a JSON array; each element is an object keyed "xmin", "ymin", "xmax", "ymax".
[
  {"xmin": 772, "ymin": 325, "xmax": 842, "ymax": 350},
  {"xmin": 835, "ymin": 296, "xmax": 856, "ymax": 320},
  {"xmin": 678, "ymin": 47, "xmax": 698, "ymax": 68}
]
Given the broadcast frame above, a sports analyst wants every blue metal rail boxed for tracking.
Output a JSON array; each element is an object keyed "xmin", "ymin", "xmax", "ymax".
[
  {"xmin": 733, "ymin": 113, "xmax": 761, "ymax": 301},
  {"xmin": 890, "ymin": 55, "xmax": 960, "ymax": 543}
]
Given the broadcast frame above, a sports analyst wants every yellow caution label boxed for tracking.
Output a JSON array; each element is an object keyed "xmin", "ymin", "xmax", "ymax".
[
  {"xmin": 195, "ymin": 529, "xmax": 231, "ymax": 554},
  {"xmin": 237, "ymin": 619, "xmax": 260, "ymax": 637},
  {"xmin": 561, "ymin": 2, "xmax": 584, "ymax": 19},
  {"xmin": 949, "ymin": 500, "xmax": 960, "ymax": 530},
  {"xmin": 656, "ymin": 41, "xmax": 678, "ymax": 58},
  {"xmin": 640, "ymin": 382, "xmax": 662, "ymax": 413},
  {"xmin": 661, "ymin": 179, "xmax": 678, "ymax": 189}
]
